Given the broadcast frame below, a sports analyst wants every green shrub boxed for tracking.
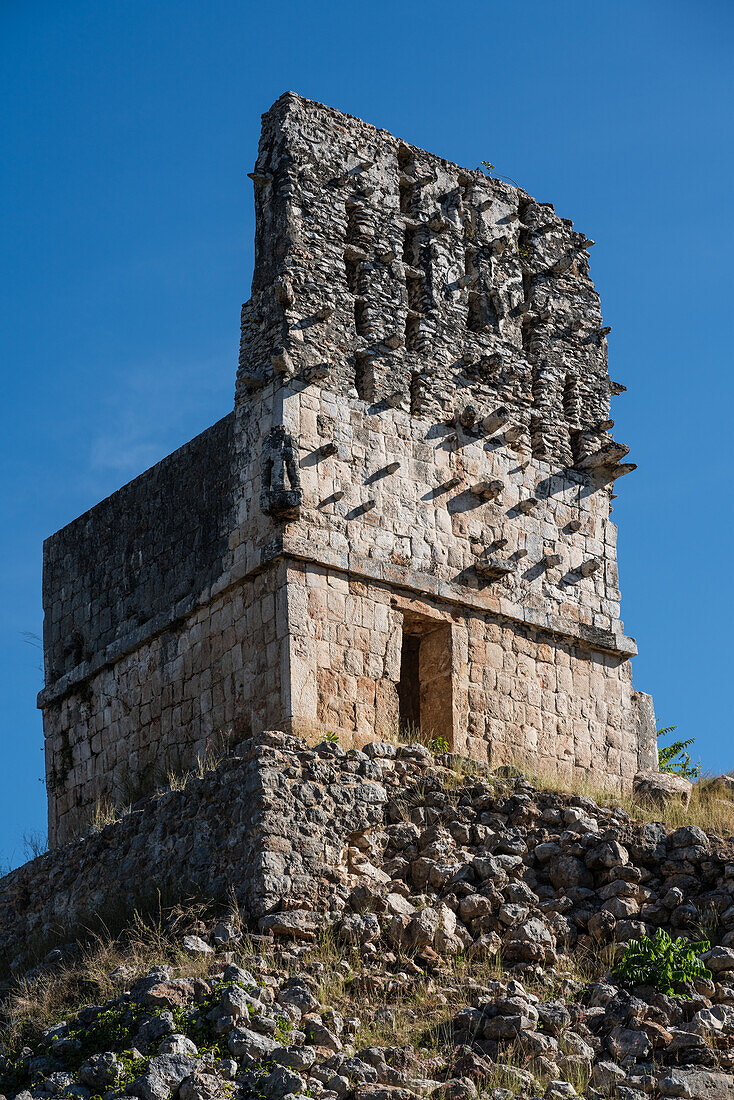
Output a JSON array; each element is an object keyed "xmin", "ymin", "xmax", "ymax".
[
  {"xmin": 612, "ymin": 928, "xmax": 711, "ymax": 994},
  {"xmin": 657, "ymin": 726, "xmax": 701, "ymax": 779},
  {"xmin": 429, "ymin": 737, "xmax": 450, "ymax": 755}
]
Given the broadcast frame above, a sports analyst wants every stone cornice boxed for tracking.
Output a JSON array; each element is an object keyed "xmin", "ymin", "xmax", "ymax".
[{"xmin": 38, "ymin": 535, "xmax": 636, "ymax": 710}]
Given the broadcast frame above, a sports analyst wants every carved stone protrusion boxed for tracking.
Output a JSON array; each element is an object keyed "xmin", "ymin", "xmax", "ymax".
[
  {"xmin": 470, "ymin": 480, "xmax": 504, "ymax": 500},
  {"xmin": 260, "ymin": 426, "xmax": 303, "ymax": 518},
  {"xmin": 475, "ymin": 556, "xmax": 516, "ymax": 579},
  {"xmin": 481, "ymin": 407, "xmax": 510, "ymax": 434}
]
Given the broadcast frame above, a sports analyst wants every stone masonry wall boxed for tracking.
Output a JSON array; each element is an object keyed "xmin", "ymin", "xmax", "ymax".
[
  {"xmin": 284, "ymin": 384, "xmax": 629, "ymax": 641},
  {"xmin": 39, "ymin": 93, "xmax": 655, "ymax": 847},
  {"xmin": 238, "ymin": 94, "xmax": 627, "ymax": 477},
  {"xmin": 231, "ymin": 94, "xmax": 650, "ymax": 781},
  {"xmin": 0, "ymin": 732, "xmax": 727, "ymax": 994},
  {"xmin": 40, "ymin": 394, "xmax": 294, "ymax": 846},
  {"xmin": 284, "ymin": 560, "xmax": 647, "ymax": 785},
  {"xmin": 0, "ymin": 732, "xmax": 387, "ymax": 977},
  {"xmin": 41, "ymin": 414, "xmax": 237, "ymax": 687},
  {"xmin": 43, "ymin": 560, "xmax": 290, "ymax": 847}
]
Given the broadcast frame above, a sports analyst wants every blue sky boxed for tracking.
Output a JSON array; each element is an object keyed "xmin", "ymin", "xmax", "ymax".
[{"xmin": 1, "ymin": 0, "xmax": 732, "ymax": 868}]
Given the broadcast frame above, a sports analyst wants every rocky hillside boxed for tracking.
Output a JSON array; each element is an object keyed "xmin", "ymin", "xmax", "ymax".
[{"xmin": 3, "ymin": 738, "xmax": 734, "ymax": 1100}]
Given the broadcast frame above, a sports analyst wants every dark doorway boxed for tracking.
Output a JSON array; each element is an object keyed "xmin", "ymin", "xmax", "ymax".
[
  {"xmin": 396, "ymin": 611, "xmax": 454, "ymax": 748},
  {"xmin": 397, "ymin": 634, "xmax": 421, "ymax": 734}
]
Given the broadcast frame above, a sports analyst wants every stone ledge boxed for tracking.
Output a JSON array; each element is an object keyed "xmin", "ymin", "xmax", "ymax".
[
  {"xmin": 36, "ymin": 538, "xmax": 286, "ymax": 708},
  {"xmin": 38, "ymin": 534, "xmax": 636, "ymax": 709},
  {"xmin": 282, "ymin": 535, "xmax": 638, "ymax": 659}
]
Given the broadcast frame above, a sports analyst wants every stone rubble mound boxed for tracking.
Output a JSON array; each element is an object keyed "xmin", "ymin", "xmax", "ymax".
[{"xmin": 3, "ymin": 736, "xmax": 734, "ymax": 1100}]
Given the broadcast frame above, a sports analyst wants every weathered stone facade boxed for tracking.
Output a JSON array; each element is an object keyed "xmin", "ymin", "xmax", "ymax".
[
  {"xmin": 39, "ymin": 93, "xmax": 656, "ymax": 847},
  {"xmin": 0, "ymin": 731, "xmax": 389, "ymax": 976}
]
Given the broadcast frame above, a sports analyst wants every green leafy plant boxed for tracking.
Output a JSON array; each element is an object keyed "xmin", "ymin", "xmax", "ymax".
[
  {"xmin": 323, "ymin": 730, "xmax": 339, "ymax": 744},
  {"xmin": 658, "ymin": 725, "xmax": 701, "ymax": 779},
  {"xmin": 428, "ymin": 736, "xmax": 450, "ymax": 755},
  {"xmin": 478, "ymin": 160, "xmax": 495, "ymax": 177},
  {"xmin": 612, "ymin": 928, "xmax": 711, "ymax": 995}
]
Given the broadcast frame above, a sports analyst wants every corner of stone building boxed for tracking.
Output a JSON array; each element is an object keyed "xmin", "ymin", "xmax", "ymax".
[{"xmin": 633, "ymin": 689, "xmax": 658, "ymax": 772}]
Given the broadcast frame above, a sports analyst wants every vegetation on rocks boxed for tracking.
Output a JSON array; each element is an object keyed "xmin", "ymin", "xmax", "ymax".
[
  {"xmin": 612, "ymin": 929, "xmax": 712, "ymax": 996},
  {"xmin": 5, "ymin": 739, "xmax": 734, "ymax": 1100}
]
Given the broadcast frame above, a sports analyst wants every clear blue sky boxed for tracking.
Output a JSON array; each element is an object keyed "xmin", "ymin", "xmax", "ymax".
[{"xmin": 1, "ymin": 0, "xmax": 732, "ymax": 868}]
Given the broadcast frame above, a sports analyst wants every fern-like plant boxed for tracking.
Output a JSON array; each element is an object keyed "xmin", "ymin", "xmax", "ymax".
[
  {"xmin": 612, "ymin": 928, "xmax": 711, "ymax": 994},
  {"xmin": 657, "ymin": 725, "xmax": 701, "ymax": 779}
]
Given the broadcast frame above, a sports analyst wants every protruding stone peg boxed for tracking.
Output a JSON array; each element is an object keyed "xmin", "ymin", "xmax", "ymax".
[
  {"xmin": 504, "ymin": 425, "xmax": 524, "ymax": 443},
  {"xmin": 460, "ymin": 406, "xmax": 478, "ymax": 429},
  {"xmin": 238, "ymin": 369, "xmax": 265, "ymax": 390},
  {"xmin": 476, "ymin": 556, "xmax": 515, "ymax": 579},
  {"xmin": 428, "ymin": 212, "xmax": 450, "ymax": 233},
  {"xmin": 248, "ymin": 170, "xmax": 272, "ymax": 185},
  {"xmin": 610, "ymin": 463, "xmax": 637, "ymax": 479},
  {"xmin": 385, "ymin": 461, "xmax": 401, "ymax": 475},
  {"xmin": 470, "ymin": 480, "xmax": 503, "ymax": 500},
  {"xmin": 545, "ymin": 553, "xmax": 563, "ymax": 567},
  {"xmin": 577, "ymin": 441, "xmax": 630, "ymax": 470},
  {"xmin": 319, "ymin": 442, "xmax": 338, "ymax": 457},
  {"xmin": 567, "ymin": 518, "xmax": 583, "ymax": 533},
  {"xmin": 517, "ymin": 498, "xmax": 539, "ymax": 515},
  {"xmin": 303, "ymin": 363, "xmax": 330, "ymax": 384},
  {"xmin": 274, "ymin": 276, "xmax": 293, "ymax": 307},
  {"xmin": 481, "ymin": 407, "xmax": 510, "ymax": 434},
  {"xmin": 271, "ymin": 348, "xmax": 293, "ymax": 376},
  {"xmin": 385, "ymin": 393, "xmax": 403, "ymax": 408},
  {"xmin": 362, "ymin": 498, "xmax": 377, "ymax": 511},
  {"xmin": 580, "ymin": 558, "xmax": 602, "ymax": 577},
  {"xmin": 332, "ymin": 488, "xmax": 345, "ymax": 501}
]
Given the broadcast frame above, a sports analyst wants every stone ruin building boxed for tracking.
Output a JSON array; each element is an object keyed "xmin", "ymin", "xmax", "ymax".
[{"xmin": 39, "ymin": 93, "xmax": 657, "ymax": 847}]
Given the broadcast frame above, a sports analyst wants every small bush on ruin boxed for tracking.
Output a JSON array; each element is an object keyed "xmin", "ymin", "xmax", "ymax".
[
  {"xmin": 612, "ymin": 928, "xmax": 711, "ymax": 995},
  {"xmin": 658, "ymin": 725, "xmax": 701, "ymax": 779}
]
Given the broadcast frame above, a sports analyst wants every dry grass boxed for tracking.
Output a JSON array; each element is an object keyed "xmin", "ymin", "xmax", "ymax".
[
  {"xmin": 85, "ymin": 798, "xmax": 130, "ymax": 835},
  {"xmin": 463, "ymin": 753, "xmax": 734, "ymax": 837},
  {"xmin": 3, "ymin": 910, "xmax": 607, "ymax": 1097},
  {"xmin": 274, "ymin": 929, "xmax": 603, "ymax": 1095},
  {"xmin": 1, "ymin": 901, "xmax": 235, "ymax": 1047},
  {"xmin": 543, "ymin": 769, "xmax": 734, "ymax": 836}
]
